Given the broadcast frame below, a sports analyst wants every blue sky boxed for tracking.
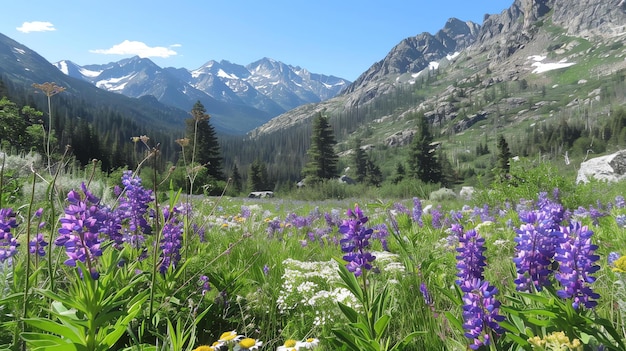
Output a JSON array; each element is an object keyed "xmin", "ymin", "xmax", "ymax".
[{"xmin": 0, "ymin": 1, "xmax": 513, "ymax": 81}]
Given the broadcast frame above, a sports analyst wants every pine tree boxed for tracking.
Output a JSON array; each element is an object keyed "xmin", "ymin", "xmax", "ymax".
[
  {"xmin": 408, "ymin": 112, "xmax": 441, "ymax": 183},
  {"xmin": 438, "ymin": 150, "xmax": 457, "ymax": 188},
  {"xmin": 185, "ymin": 101, "xmax": 224, "ymax": 181},
  {"xmin": 392, "ymin": 162, "xmax": 406, "ymax": 184},
  {"xmin": 302, "ymin": 113, "xmax": 339, "ymax": 183},
  {"xmin": 248, "ymin": 159, "xmax": 269, "ymax": 191},
  {"xmin": 231, "ymin": 163, "xmax": 242, "ymax": 194},
  {"xmin": 365, "ymin": 157, "xmax": 383, "ymax": 187},
  {"xmin": 352, "ymin": 138, "xmax": 367, "ymax": 183},
  {"xmin": 495, "ymin": 135, "xmax": 512, "ymax": 181}
]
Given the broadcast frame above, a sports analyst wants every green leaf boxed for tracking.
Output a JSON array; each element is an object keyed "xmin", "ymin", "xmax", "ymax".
[
  {"xmin": 389, "ymin": 331, "xmax": 424, "ymax": 351},
  {"xmin": 337, "ymin": 301, "xmax": 359, "ymax": 323},
  {"xmin": 444, "ymin": 311, "xmax": 463, "ymax": 333},
  {"xmin": 22, "ymin": 318, "xmax": 85, "ymax": 344},
  {"xmin": 334, "ymin": 260, "xmax": 364, "ymax": 301},
  {"xmin": 498, "ymin": 320, "xmax": 521, "ymax": 334},
  {"xmin": 373, "ymin": 314, "xmax": 390, "ymax": 336},
  {"xmin": 102, "ymin": 294, "xmax": 149, "ymax": 347},
  {"xmin": 592, "ymin": 317, "xmax": 626, "ymax": 349},
  {"xmin": 525, "ymin": 317, "xmax": 551, "ymax": 327},
  {"xmin": 20, "ymin": 332, "xmax": 82, "ymax": 351},
  {"xmin": 519, "ymin": 309, "xmax": 557, "ymax": 318},
  {"xmin": 504, "ymin": 332, "xmax": 530, "ymax": 347},
  {"xmin": 331, "ymin": 329, "xmax": 364, "ymax": 351}
]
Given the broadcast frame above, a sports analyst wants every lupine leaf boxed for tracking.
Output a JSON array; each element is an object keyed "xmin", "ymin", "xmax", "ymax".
[
  {"xmin": 23, "ymin": 317, "xmax": 85, "ymax": 344},
  {"xmin": 373, "ymin": 314, "xmax": 390, "ymax": 336},
  {"xmin": 337, "ymin": 301, "xmax": 359, "ymax": 323}
]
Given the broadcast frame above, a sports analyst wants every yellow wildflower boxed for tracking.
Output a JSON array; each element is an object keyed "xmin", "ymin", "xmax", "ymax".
[
  {"xmin": 528, "ymin": 331, "xmax": 582, "ymax": 350},
  {"xmin": 612, "ymin": 256, "xmax": 626, "ymax": 272}
]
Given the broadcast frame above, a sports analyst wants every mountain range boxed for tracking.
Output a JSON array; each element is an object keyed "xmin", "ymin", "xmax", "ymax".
[{"xmin": 52, "ymin": 56, "xmax": 349, "ymax": 134}]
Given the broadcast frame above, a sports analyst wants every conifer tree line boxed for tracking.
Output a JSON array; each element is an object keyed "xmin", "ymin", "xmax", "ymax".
[{"xmin": 4, "ymin": 68, "xmax": 626, "ymax": 196}]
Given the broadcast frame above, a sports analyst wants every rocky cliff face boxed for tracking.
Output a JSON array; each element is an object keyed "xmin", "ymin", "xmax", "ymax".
[
  {"xmin": 552, "ymin": 0, "xmax": 626, "ymax": 38},
  {"xmin": 250, "ymin": 0, "xmax": 626, "ymax": 139},
  {"xmin": 344, "ymin": 18, "xmax": 479, "ymax": 96}
]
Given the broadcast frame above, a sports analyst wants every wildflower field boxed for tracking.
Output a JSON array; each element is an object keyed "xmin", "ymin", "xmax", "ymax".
[{"xmin": 1, "ymin": 161, "xmax": 626, "ymax": 350}]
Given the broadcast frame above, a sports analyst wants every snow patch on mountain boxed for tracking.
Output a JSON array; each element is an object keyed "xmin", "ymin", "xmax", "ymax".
[
  {"xmin": 96, "ymin": 73, "xmax": 135, "ymax": 90},
  {"xmin": 217, "ymin": 69, "xmax": 238, "ymax": 79},
  {"xmin": 56, "ymin": 60, "xmax": 69, "ymax": 75},
  {"xmin": 446, "ymin": 51, "xmax": 460, "ymax": 60},
  {"xmin": 528, "ymin": 55, "xmax": 576, "ymax": 73},
  {"xmin": 79, "ymin": 67, "xmax": 102, "ymax": 78}
]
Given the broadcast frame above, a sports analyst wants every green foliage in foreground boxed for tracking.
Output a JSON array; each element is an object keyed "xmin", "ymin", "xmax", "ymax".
[{"xmin": 0, "ymin": 150, "xmax": 625, "ymax": 350}]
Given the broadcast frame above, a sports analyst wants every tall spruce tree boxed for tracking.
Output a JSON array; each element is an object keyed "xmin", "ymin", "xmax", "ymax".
[
  {"xmin": 392, "ymin": 162, "xmax": 406, "ymax": 184},
  {"xmin": 248, "ymin": 159, "xmax": 269, "ymax": 191},
  {"xmin": 352, "ymin": 137, "xmax": 367, "ymax": 183},
  {"xmin": 185, "ymin": 101, "xmax": 224, "ymax": 180},
  {"xmin": 231, "ymin": 163, "xmax": 243, "ymax": 194},
  {"xmin": 408, "ymin": 112, "xmax": 441, "ymax": 183},
  {"xmin": 365, "ymin": 157, "xmax": 383, "ymax": 187},
  {"xmin": 495, "ymin": 135, "xmax": 512, "ymax": 181},
  {"xmin": 302, "ymin": 113, "xmax": 339, "ymax": 183}
]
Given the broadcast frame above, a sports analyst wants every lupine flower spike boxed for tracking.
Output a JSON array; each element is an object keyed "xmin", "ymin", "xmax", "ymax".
[{"xmin": 339, "ymin": 205, "xmax": 375, "ymax": 277}]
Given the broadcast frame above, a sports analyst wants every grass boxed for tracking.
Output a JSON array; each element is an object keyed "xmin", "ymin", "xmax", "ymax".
[{"xmin": 3, "ymin": 148, "xmax": 626, "ymax": 350}]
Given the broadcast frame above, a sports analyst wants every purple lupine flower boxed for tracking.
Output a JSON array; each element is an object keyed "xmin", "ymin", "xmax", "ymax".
[
  {"xmin": 411, "ymin": 197, "xmax": 423, "ymax": 226},
  {"xmin": 240, "ymin": 206, "xmax": 251, "ymax": 219},
  {"xmin": 554, "ymin": 221, "xmax": 600, "ymax": 309},
  {"xmin": 307, "ymin": 227, "xmax": 333, "ymax": 248},
  {"xmin": 588, "ymin": 206, "xmax": 605, "ymax": 226},
  {"xmin": 513, "ymin": 210, "xmax": 560, "ymax": 292},
  {"xmin": 552, "ymin": 188, "xmax": 561, "ymax": 202},
  {"xmin": 266, "ymin": 218, "xmax": 283, "ymax": 238},
  {"xmin": 431, "ymin": 206, "xmax": 443, "ymax": 229},
  {"xmin": 339, "ymin": 206, "xmax": 375, "ymax": 277},
  {"xmin": 287, "ymin": 213, "xmax": 312, "ymax": 229},
  {"xmin": 324, "ymin": 209, "xmax": 342, "ymax": 227},
  {"xmin": 608, "ymin": 252, "xmax": 621, "ymax": 266},
  {"xmin": 420, "ymin": 282, "xmax": 434, "ymax": 306},
  {"xmin": 116, "ymin": 171, "xmax": 153, "ymax": 243},
  {"xmin": 29, "ymin": 233, "xmax": 48, "ymax": 257},
  {"xmin": 471, "ymin": 204, "xmax": 494, "ymax": 223},
  {"xmin": 263, "ymin": 264, "xmax": 270, "ymax": 276},
  {"xmin": 459, "ymin": 278, "xmax": 505, "ymax": 350},
  {"xmin": 455, "ymin": 228, "xmax": 486, "ymax": 284},
  {"xmin": 0, "ymin": 208, "xmax": 19, "ymax": 262},
  {"xmin": 615, "ymin": 196, "xmax": 625, "ymax": 209},
  {"xmin": 449, "ymin": 209, "xmax": 464, "ymax": 223},
  {"xmin": 159, "ymin": 206, "xmax": 183, "ymax": 274},
  {"xmin": 616, "ymin": 214, "xmax": 626, "ymax": 228},
  {"xmin": 388, "ymin": 211, "xmax": 400, "ymax": 236},
  {"xmin": 372, "ymin": 223, "xmax": 389, "ymax": 251},
  {"xmin": 55, "ymin": 185, "xmax": 105, "ymax": 279},
  {"xmin": 454, "ymin": 225, "xmax": 504, "ymax": 349},
  {"xmin": 199, "ymin": 275, "xmax": 211, "ymax": 296},
  {"xmin": 393, "ymin": 202, "xmax": 410, "ymax": 216},
  {"xmin": 192, "ymin": 223, "xmax": 206, "ymax": 242}
]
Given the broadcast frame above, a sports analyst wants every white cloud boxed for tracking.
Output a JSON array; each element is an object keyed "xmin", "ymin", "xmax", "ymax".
[
  {"xmin": 89, "ymin": 40, "xmax": 178, "ymax": 58},
  {"xmin": 16, "ymin": 21, "xmax": 56, "ymax": 33}
]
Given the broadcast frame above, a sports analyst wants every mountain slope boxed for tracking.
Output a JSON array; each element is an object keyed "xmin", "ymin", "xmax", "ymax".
[
  {"xmin": 237, "ymin": 0, "xmax": 626, "ymax": 186},
  {"xmin": 0, "ymin": 32, "xmax": 187, "ymax": 131}
]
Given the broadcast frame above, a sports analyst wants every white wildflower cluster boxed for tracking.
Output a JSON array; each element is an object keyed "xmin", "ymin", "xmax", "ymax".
[
  {"xmin": 276, "ymin": 258, "xmax": 356, "ymax": 325},
  {"xmin": 372, "ymin": 251, "xmax": 405, "ymax": 275}
]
